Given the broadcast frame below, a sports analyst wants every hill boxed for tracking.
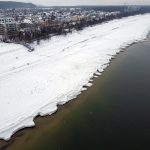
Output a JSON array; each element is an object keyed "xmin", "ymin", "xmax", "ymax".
[{"xmin": 0, "ymin": 1, "xmax": 36, "ymax": 8}]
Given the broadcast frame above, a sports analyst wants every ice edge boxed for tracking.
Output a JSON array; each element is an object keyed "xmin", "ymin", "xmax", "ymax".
[{"xmin": 0, "ymin": 14, "xmax": 150, "ymax": 141}]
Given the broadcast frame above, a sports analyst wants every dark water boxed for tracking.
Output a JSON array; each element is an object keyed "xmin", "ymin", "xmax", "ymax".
[{"xmin": 1, "ymin": 37, "xmax": 150, "ymax": 150}]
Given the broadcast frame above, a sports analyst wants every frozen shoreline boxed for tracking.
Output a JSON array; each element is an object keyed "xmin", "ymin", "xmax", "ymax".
[{"xmin": 1, "ymin": 14, "xmax": 150, "ymax": 141}]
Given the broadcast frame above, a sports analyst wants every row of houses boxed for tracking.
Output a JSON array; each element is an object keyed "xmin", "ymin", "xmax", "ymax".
[
  {"xmin": 0, "ymin": 11, "xmax": 121, "ymax": 42},
  {"xmin": 0, "ymin": 6, "xmax": 143, "ymax": 42}
]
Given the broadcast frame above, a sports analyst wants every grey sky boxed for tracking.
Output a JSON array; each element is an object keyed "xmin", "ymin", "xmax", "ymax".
[{"xmin": 1, "ymin": 0, "xmax": 150, "ymax": 6}]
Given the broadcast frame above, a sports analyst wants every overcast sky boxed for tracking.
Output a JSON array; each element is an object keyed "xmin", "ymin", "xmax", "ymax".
[{"xmin": 2, "ymin": 0, "xmax": 150, "ymax": 6}]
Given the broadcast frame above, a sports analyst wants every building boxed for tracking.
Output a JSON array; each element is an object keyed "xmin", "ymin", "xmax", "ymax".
[
  {"xmin": 0, "ymin": 24, "xmax": 5, "ymax": 40},
  {"xmin": 0, "ymin": 17, "xmax": 6, "ymax": 40},
  {"xmin": 20, "ymin": 18, "xmax": 35, "ymax": 32},
  {"xmin": 0, "ymin": 17, "xmax": 19, "ymax": 39}
]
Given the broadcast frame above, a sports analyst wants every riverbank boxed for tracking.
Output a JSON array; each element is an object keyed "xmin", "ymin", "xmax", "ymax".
[
  {"xmin": 1, "ymin": 14, "xmax": 150, "ymax": 142},
  {"xmin": 1, "ymin": 30, "xmax": 150, "ymax": 150}
]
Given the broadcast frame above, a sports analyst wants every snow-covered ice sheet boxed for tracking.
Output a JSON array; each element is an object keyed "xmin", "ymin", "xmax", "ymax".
[{"xmin": 1, "ymin": 14, "xmax": 150, "ymax": 140}]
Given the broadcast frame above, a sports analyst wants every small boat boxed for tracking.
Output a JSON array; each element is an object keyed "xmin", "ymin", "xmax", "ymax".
[{"xmin": 23, "ymin": 43, "xmax": 35, "ymax": 52}]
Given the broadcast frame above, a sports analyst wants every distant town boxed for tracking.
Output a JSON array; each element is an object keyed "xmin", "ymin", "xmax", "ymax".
[{"xmin": 0, "ymin": 5, "xmax": 150, "ymax": 45}]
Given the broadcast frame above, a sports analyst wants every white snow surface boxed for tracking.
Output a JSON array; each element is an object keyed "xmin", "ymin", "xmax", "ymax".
[{"xmin": 1, "ymin": 14, "xmax": 150, "ymax": 140}]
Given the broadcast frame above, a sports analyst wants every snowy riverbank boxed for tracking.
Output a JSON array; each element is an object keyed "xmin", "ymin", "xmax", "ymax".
[{"xmin": 1, "ymin": 14, "xmax": 150, "ymax": 141}]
